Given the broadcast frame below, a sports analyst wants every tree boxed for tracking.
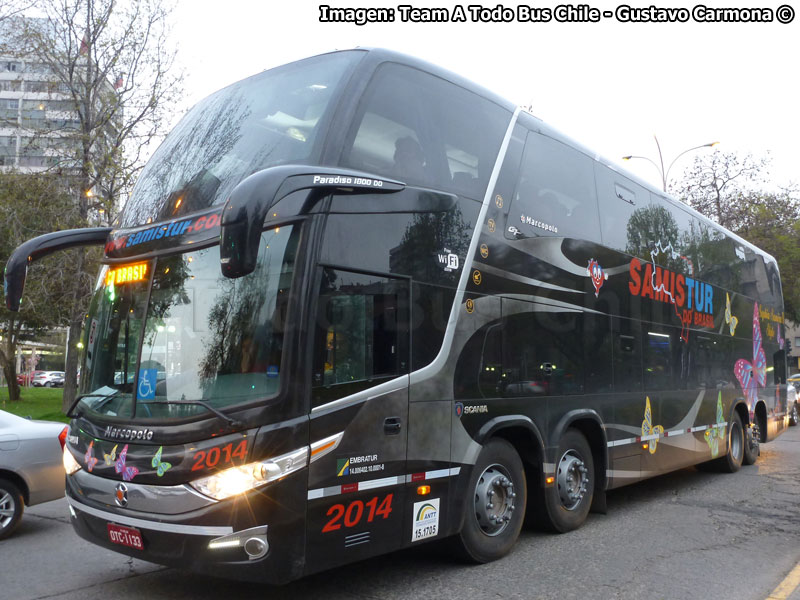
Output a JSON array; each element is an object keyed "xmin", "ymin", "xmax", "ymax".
[
  {"xmin": 672, "ymin": 151, "xmax": 800, "ymax": 321},
  {"xmin": 7, "ymin": 0, "xmax": 183, "ymax": 412},
  {"xmin": 0, "ymin": 171, "xmax": 91, "ymax": 402}
]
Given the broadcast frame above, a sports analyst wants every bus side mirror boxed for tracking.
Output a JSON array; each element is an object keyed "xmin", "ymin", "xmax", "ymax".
[
  {"xmin": 219, "ymin": 165, "xmax": 404, "ymax": 278},
  {"xmin": 4, "ymin": 227, "xmax": 112, "ymax": 312}
]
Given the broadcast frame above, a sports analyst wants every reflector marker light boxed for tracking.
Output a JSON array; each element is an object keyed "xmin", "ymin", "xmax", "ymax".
[{"xmin": 309, "ymin": 432, "xmax": 344, "ymax": 463}]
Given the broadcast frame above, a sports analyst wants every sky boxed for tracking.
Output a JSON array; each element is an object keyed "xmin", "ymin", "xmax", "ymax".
[{"xmin": 170, "ymin": 0, "xmax": 799, "ymax": 192}]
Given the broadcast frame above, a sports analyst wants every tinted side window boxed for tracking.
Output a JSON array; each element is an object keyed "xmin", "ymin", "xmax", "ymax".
[
  {"xmin": 341, "ymin": 63, "xmax": 510, "ymax": 199},
  {"xmin": 507, "ymin": 132, "xmax": 599, "ymax": 242},
  {"xmin": 311, "ymin": 268, "xmax": 409, "ymax": 407},
  {"xmin": 594, "ymin": 165, "xmax": 653, "ymax": 257},
  {"xmin": 501, "ymin": 299, "xmax": 586, "ymax": 397}
]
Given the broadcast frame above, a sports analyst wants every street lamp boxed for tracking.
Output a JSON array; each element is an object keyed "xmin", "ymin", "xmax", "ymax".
[{"xmin": 623, "ymin": 135, "xmax": 719, "ymax": 192}]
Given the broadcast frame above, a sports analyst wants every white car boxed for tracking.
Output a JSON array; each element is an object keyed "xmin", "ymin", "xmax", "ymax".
[
  {"xmin": 0, "ymin": 411, "xmax": 68, "ymax": 539},
  {"xmin": 32, "ymin": 371, "xmax": 65, "ymax": 387}
]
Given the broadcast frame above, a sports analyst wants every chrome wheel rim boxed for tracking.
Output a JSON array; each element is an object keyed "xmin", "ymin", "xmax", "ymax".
[
  {"xmin": 557, "ymin": 450, "xmax": 589, "ymax": 510},
  {"xmin": 0, "ymin": 489, "xmax": 16, "ymax": 529},
  {"xmin": 473, "ymin": 464, "xmax": 516, "ymax": 536}
]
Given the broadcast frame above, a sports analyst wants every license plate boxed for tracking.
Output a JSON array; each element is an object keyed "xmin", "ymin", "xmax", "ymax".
[{"xmin": 107, "ymin": 523, "xmax": 144, "ymax": 550}]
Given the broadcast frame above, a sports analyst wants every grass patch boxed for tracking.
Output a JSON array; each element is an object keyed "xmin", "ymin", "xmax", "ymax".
[{"xmin": 0, "ymin": 386, "xmax": 69, "ymax": 423}]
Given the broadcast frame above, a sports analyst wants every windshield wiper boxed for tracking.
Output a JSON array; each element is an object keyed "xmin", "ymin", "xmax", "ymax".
[
  {"xmin": 66, "ymin": 389, "xmax": 121, "ymax": 419},
  {"xmin": 141, "ymin": 398, "xmax": 242, "ymax": 428}
]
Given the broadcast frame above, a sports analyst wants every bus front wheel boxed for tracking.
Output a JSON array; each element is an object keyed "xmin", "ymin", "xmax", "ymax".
[
  {"xmin": 540, "ymin": 429, "xmax": 594, "ymax": 533},
  {"xmin": 453, "ymin": 438, "xmax": 527, "ymax": 563}
]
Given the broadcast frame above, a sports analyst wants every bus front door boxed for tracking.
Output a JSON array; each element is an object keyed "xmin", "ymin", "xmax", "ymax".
[{"xmin": 305, "ymin": 268, "xmax": 410, "ymax": 573}]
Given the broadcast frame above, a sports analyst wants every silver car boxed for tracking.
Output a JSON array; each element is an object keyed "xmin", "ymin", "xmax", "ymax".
[{"xmin": 0, "ymin": 410, "xmax": 67, "ymax": 539}]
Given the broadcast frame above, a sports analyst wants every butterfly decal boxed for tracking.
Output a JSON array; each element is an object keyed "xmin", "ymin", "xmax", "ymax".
[
  {"xmin": 151, "ymin": 446, "xmax": 172, "ymax": 477},
  {"xmin": 641, "ymin": 396, "xmax": 664, "ymax": 454},
  {"xmin": 103, "ymin": 444, "xmax": 118, "ymax": 466},
  {"xmin": 725, "ymin": 293, "xmax": 738, "ymax": 336},
  {"xmin": 733, "ymin": 303, "xmax": 766, "ymax": 412},
  {"xmin": 704, "ymin": 392, "xmax": 727, "ymax": 458},
  {"xmin": 84, "ymin": 441, "xmax": 98, "ymax": 472},
  {"xmin": 114, "ymin": 444, "xmax": 139, "ymax": 482}
]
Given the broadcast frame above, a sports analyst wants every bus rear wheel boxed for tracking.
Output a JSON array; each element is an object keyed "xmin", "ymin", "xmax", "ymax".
[
  {"xmin": 540, "ymin": 429, "xmax": 594, "ymax": 533},
  {"xmin": 715, "ymin": 412, "xmax": 744, "ymax": 473},
  {"xmin": 743, "ymin": 422, "xmax": 760, "ymax": 465},
  {"xmin": 453, "ymin": 438, "xmax": 526, "ymax": 563}
]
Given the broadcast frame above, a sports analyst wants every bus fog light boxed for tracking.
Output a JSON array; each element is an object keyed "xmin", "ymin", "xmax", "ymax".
[
  {"xmin": 243, "ymin": 536, "xmax": 269, "ymax": 559},
  {"xmin": 208, "ymin": 525, "xmax": 268, "ymax": 560}
]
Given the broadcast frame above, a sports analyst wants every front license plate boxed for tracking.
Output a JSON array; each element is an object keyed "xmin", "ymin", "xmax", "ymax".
[{"xmin": 107, "ymin": 523, "xmax": 144, "ymax": 550}]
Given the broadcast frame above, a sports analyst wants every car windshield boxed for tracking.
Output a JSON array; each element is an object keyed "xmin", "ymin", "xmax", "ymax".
[
  {"xmin": 78, "ymin": 225, "xmax": 299, "ymax": 421},
  {"xmin": 119, "ymin": 51, "xmax": 361, "ymax": 227}
]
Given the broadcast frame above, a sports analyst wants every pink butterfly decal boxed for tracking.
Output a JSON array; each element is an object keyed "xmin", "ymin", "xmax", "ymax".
[
  {"xmin": 84, "ymin": 441, "xmax": 98, "ymax": 472},
  {"xmin": 733, "ymin": 303, "xmax": 766, "ymax": 412},
  {"xmin": 114, "ymin": 444, "xmax": 139, "ymax": 482}
]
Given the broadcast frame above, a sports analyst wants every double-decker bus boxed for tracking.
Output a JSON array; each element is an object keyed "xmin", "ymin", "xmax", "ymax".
[{"xmin": 5, "ymin": 48, "xmax": 791, "ymax": 584}]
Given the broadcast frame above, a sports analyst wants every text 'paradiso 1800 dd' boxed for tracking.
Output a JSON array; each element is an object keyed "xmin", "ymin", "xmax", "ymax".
[{"xmin": 6, "ymin": 48, "xmax": 795, "ymax": 584}]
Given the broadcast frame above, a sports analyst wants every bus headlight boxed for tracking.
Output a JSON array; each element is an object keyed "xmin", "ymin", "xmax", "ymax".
[
  {"xmin": 189, "ymin": 446, "xmax": 308, "ymax": 501},
  {"xmin": 63, "ymin": 447, "xmax": 82, "ymax": 475}
]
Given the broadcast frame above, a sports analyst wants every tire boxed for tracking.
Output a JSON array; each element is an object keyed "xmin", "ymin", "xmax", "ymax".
[
  {"xmin": 716, "ymin": 412, "xmax": 744, "ymax": 473},
  {"xmin": 540, "ymin": 429, "xmax": 594, "ymax": 533},
  {"xmin": 743, "ymin": 420, "xmax": 760, "ymax": 465},
  {"xmin": 789, "ymin": 402, "xmax": 798, "ymax": 427},
  {"xmin": 0, "ymin": 479, "xmax": 24, "ymax": 540},
  {"xmin": 453, "ymin": 438, "xmax": 527, "ymax": 563}
]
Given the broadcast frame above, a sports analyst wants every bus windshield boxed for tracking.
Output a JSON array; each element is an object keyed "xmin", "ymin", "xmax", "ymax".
[
  {"xmin": 78, "ymin": 225, "xmax": 299, "ymax": 421},
  {"xmin": 119, "ymin": 51, "xmax": 360, "ymax": 227}
]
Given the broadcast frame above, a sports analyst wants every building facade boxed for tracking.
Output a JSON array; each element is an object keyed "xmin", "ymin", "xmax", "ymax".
[{"xmin": 0, "ymin": 55, "xmax": 82, "ymax": 171}]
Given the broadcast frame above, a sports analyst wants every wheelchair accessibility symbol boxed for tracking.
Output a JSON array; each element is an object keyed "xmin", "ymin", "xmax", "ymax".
[{"xmin": 137, "ymin": 369, "xmax": 157, "ymax": 399}]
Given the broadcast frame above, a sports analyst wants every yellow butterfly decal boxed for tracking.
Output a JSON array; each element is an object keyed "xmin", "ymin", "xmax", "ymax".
[
  {"xmin": 641, "ymin": 396, "xmax": 664, "ymax": 454},
  {"xmin": 725, "ymin": 292, "xmax": 738, "ymax": 336},
  {"xmin": 103, "ymin": 444, "xmax": 118, "ymax": 466},
  {"xmin": 704, "ymin": 392, "xmax": 727, "ymax": 458}
]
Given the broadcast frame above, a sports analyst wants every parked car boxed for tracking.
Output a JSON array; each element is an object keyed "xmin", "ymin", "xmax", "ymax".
[
  {"xmin": 0, "ymin": 411, "xmax": 68, "ymax": 539},
  {"xmin": 16, "ymin": 371, "xmax": 44, "ymax": 386},
  {"xmin": 32, "ymin": 371, "xmax": 65, "ymax": 388}
]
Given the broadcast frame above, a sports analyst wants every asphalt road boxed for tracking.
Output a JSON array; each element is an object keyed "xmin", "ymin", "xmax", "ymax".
[{"xmin": 3, "ymin": 425, "xmax": 800, "ymax": 600}]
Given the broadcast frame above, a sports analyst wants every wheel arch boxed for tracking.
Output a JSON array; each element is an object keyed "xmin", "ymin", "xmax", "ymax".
[
  {"xmin": 475, "ymin": 415, "xmax": 546, "ymax": 485},
  {"xmin": 0, "ymin": 470, "xmax": 30, "ymax": 505}
]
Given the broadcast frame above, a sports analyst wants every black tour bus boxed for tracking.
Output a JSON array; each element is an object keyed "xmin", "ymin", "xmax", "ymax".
[{"xmin": 5, "ymin": 48, "xmax": 792, "ymax": 583}]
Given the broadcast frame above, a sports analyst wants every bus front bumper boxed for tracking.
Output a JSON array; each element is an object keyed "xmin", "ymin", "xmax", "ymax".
[{"xmin": 65, "ymin": 476, "xmax": 305, "ymax": 584}]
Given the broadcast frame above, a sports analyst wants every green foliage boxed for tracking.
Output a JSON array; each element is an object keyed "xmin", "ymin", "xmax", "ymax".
[
  {"xmin": 673, "ymin": 152, "xmax": 800, "ymax": 321},
  {"xmin": 0, "ymin": 172, "xmax": 102, "ymax": 402}
]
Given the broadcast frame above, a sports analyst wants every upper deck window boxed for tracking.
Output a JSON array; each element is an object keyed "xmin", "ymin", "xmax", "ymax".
[
  {"xmin": 506, "ymin": 131, "xmax": 599, "ymax": 242},
  {"xmin": 341, "ymin": 63, "xmax": 510, "ymax": 200},
  {"xmin": 120, "ymin": 51, "xmax": 361, "ymax": 228}
]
